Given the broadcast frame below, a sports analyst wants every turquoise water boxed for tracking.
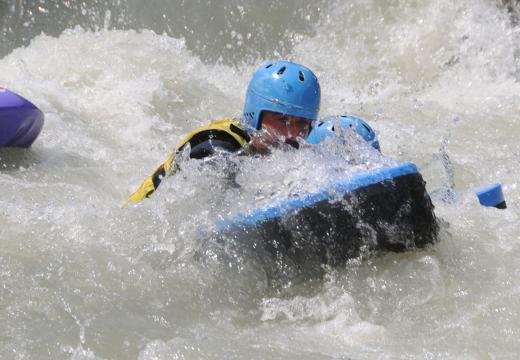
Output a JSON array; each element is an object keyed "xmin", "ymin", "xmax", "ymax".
[{"xmin": 1, "ymin": 1, "xmax": 520, "ymax": 358}]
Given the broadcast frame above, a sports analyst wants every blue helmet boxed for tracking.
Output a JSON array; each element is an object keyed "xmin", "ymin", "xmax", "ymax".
[
  {"xmin": 243, "ymin": 61, "xmax": 321, "ymax": 132},
  {"xmin": 307, "ymin": 115, "xmax": 380, "ymax": 151}
]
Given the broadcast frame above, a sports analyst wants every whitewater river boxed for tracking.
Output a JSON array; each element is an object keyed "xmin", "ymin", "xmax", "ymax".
[{"xmin": 1, "ymin": 0, "xmax": 520, "ymax": 358}]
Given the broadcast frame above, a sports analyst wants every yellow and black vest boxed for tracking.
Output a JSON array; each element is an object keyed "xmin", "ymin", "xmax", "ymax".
[{"xmin": 127, "ymin": 119, "xmax": 250, "ymax": 204}]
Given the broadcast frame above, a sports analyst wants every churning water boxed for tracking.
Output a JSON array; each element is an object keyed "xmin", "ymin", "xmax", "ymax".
[{"xmin": 1, "ymin": 0, "xmax": 520, "ymax": 358}]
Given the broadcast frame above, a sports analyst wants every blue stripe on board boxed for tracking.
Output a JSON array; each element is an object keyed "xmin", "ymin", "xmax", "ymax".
[{"xmin": 217, "ymin": 162, "xmax": 418, "ymax": 230}]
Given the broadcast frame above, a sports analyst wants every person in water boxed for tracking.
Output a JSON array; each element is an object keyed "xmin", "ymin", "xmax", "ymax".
[{"xmin": 128, "ymin": 60, "xmax": 321, "ymax": 203}]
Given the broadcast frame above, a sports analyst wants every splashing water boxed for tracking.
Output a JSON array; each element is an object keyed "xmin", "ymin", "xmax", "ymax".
[{"xmin": 1, "ymin": 0, "xmax": 520, "ymax": 358}]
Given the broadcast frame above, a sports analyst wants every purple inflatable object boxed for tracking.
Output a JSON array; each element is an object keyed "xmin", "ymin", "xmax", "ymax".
[{"xmin": 0, "ymin": 88, "xmax": 44, "ymax": 148}]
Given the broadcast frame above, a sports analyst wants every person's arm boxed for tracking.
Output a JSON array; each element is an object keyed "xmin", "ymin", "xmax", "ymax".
[
  {"xmin": 189, "ymin": 138, "xmax": 241, "ymax": 159},
  {"xmin": 126, "ymin": 129, "xmax": 243, "ymax": 205}
]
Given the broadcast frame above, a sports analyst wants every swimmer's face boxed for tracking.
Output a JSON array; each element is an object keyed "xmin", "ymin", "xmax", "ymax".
[{"xmin": 251, "ymin": 111, "xmax": 311, "ymax": 153}]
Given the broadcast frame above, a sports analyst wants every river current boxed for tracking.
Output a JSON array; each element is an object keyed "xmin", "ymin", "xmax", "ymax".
[{"xmin": 1, "ymin": 0, "xmax": 520, "ymax": 358}]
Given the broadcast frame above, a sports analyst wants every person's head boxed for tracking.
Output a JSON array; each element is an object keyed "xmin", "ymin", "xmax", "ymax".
[{"xmin": 242, "ymin": 61, "xmax": 320, "ymax": 152}]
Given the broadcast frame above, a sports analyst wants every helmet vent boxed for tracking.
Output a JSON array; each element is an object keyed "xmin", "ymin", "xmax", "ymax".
[
  {"xmin": 266, "ymin": 64, "xmax": 272, "ymax": 68},
  {"xmin": 299, "ymin": 71, "xmax": 305, "ymax": 81},
  {"xmin": 277, "ymin": 66, "xmax": 286, "ymax": 75}
]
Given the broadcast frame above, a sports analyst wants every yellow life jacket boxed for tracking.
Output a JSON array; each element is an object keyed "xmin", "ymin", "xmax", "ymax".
[{"xmin": 127, "ymin": 118, "xmax": 250, "ymax": 204}]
